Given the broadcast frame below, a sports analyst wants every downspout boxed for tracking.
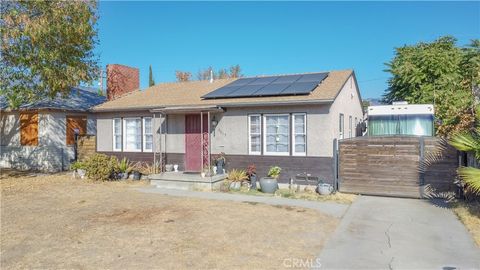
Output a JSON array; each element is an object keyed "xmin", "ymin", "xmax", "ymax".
[{"xmin": 153, "ymin": 112, "xmax": 156, "ymax": 173}]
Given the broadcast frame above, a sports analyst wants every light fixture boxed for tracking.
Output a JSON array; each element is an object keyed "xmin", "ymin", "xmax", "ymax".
[{"xmin": 212, "ymin": 116, "xmax": 218, "ymax": 128}]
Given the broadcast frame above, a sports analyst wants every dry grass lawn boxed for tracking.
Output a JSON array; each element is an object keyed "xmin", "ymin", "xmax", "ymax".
[
  {"xmin": 1, "ymin": 172, "xmax": 339, "ymax": 269},
  {"xmin": 453, "ymin": 201, "xmax": 480, "ymax": 246}
]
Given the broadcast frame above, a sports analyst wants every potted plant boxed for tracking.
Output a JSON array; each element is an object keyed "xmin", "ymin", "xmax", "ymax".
[
  {"xmin": 70, "ymin": 161, "xmax": 86, "ymax": 179},
  {"xmin": 117, "ymin": 157, "xmax": 132, "ymax": 180},
  {"xmin": 260, "ymin": 166, "xmax": 281, "ymax": 193},
  {"xmin": 131, "ymin": 162, "xmax": 143, "ymax": 180},
  {"xmin": 246, "ymin": 164, "xmax": 257, "ymax": 190},
  {"xmin": 213, "ymin": 152, "xmax": 226, "ymax": 174},
  {"xmin": 227, "ymin": 169, "xmax": 247, "ymax": 191}
]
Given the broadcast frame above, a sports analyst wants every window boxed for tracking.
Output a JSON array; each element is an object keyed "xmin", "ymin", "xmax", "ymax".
[
  {"xmin": 339, "ymin": 114, "xmax": 344, "ymax": 139},
  {"xmin": 368, "ymin": 115, "xmax": 434, "ymax": 136},
  {"xmin": 264, "ymin": 114, "xmax": 289, "ymax": 155},
  {"xmin": 20, "ymin": 112, "xmax": 38, "ymax": 146},
  {"xmin": 113, "ymin": 118, "xmax": 122, "ymax": 151},
  {"xmin": 123, "ymin": 118, "xmax": 142, "ymax": 151},
  {"xmin": 293, "ymin": 113, "xmax": 306, "ymax": 156},
  {"xmin": 248, "ymin": 114, "xmax": 261, "ymax": 155},
  {"xmin": 66, "ymin": 116, "xmax": 86, "ymax": 145},
  {"xmin": 354, "ymin": 117, "xmax": 358, "ymax": 137},
  {"xmin": 348, "ymin": 116, "xmax": 352, "ymax": 138},
  {"xmin": 143, "ymin": 117, "xmax": 153, "ymax": 152}
]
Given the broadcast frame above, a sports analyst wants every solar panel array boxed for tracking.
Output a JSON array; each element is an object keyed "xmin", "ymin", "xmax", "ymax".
[{"xmin": 202, "ymin": 72, "xmax": 329, "ymax": 99}]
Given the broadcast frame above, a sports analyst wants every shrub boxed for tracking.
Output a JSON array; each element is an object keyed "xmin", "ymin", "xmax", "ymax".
[
  {"xmin": 84, "ymin": 154, "xmax": 119, "ymax": 181},
  {"xmin": 227, "ymin": 169, "xmax": 248, "ymax": 182},
  {"xmin": 70, "ymin": 161, "xmax": 86, "ymax": 171},
  {"xmin": 268, "ymin": 166, "xmax": 282, "ymax": 179},
  {"xmin": 246, "ymin": 164, "xmax": 256, "ymax": 177},
  {"xmin": 118, "ymin": 157, "xmax": 133, "ymax": 173},
  {"xmin": 133, "ymin": 161, "xmax": 160, "ymax": 175}
]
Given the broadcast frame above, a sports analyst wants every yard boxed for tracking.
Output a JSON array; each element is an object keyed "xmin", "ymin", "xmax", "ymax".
[{"xmin": 1, "ymin": 172, "xmax": 338, "ymax": 269}]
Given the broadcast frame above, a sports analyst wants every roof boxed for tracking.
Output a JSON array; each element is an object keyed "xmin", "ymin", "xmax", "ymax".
[
  {"xmin": 0, "ymin": 86, "xmax": 106, "ymax": 112},
  {"xmin": 93, "ymin": 69, "xmax": 354, "ymax": 112}
]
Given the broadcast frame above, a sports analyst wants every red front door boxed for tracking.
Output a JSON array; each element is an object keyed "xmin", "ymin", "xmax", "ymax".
[{"xmin": 185, "ymin": 114, "xmax": 208, "ymax": 172}]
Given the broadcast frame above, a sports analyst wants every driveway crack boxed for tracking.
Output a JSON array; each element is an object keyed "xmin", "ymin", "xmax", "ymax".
[{"xmin": 385, "ymin": 223, "xmax": 393, "ymax": 249}]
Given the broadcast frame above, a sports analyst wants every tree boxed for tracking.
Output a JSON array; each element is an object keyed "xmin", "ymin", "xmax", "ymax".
[
  {"xmin": 217, "ymin": 68, "xmax": 229, "ymax": 79},
  {"xmin": 149, "ymin": 65, "xmax": 155, "ymax": 86},
  {"xmin": 229, "ymin": 64, "xmax": 242, "ymax": 78},
  {"xmin": 0, "ymin": 0, "xmax": 99, "ymax": 109},
  {"xmin": 175, "ymin": 71, "xmax": 192, "ymax": 82},
  {"xmin": 449, "ymin": 105, "xmax": 480, "ymax": 196},
  {"xmin": 362, "ymin": 100, "xmax": 371, "ymax": 112},
  {"xmin": 383, "ymin": 37, "xmax": 480, "ymax": 136},
  {"xmin": 196, "ymin": 67, "xmax": 214, "ymax": 81}
]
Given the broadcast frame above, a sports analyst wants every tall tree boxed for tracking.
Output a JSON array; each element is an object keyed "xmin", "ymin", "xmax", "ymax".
[
  {"xmin": 196, "ymin": 67, "xmax": 214, "ymax": 81},
  {"xmin": 0, "ymin": 0, "xmax": 99, "ymax": 109},
  {"xmin": 148, "ymin": 65, "xmax": 155, "ymax": 86},
  {"xmin": 229, "ymin": 64, "xmax": 242, "ymax": 78},
  {"xmin": 383, "ymin": 37, "xmax": 479, "ymax": 136},
  {"xmin": 175, "ymin": 71, "xmax": 192, "ymax": 82}
]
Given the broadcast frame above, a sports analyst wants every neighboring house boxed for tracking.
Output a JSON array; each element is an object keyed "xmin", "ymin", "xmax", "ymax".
[
  {"xmin": 367, "ymin": 102, "xmax": 435, "ymax": 136},
  {"xmin": 0, "ymin": 87, "xmax": 106, "ymax": 171},
  {"xmin": 93, "ymin": 65, "xmax": 363, "ymax": 185}
]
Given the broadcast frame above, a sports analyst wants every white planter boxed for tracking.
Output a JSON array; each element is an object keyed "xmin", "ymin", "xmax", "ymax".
[
  {"xmin": 77, "ymin": 169, "xmax": 86, "ymax": 179},
  {"xmin": 173, "ymin": 164, "xmax": 179, "ymax": 172}
]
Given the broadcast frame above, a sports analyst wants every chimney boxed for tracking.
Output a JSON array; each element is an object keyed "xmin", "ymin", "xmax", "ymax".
[{"xmin": 106, "ymin": 64, "xmax": 140, "ymax": 101}]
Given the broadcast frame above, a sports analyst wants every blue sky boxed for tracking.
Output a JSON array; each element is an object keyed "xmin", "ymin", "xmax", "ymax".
[{"xmin": 96, "ymin": 1, "xmax": 479, "ymax": 99}]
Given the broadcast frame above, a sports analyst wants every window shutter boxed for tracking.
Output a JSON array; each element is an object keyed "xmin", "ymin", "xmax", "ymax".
[
  {"xmin": 20, "ymin": 112, "xmax": 39, "ymax": 146},
  {"xmin": 66, "ymin": 116, "xmax": 87, "ymax": 145}
]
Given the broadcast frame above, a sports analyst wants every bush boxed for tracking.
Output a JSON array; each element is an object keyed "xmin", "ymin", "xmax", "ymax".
[
  {"xmin": 227, "ymin": 169, "xmax": 248, "ymax": 182},
  {"xmin": 84, "ymin": 154, "xmax": 119, "ymax": 181},
  {"xmin": 70, "ymin": 161, "xmax": 86, "ymax": 171},
  {"xmin": 118, "ymin": 157, "xmax": 133, "ymax": 173}
]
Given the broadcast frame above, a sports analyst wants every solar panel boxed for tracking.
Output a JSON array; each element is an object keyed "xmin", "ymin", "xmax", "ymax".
[
  {"xmin": 201, "ymin": 72, "xmax": 329, "ymax": 99},
  {"xmin": 272, "ymin": 75, "xmax": 302, "ymax": 84},
  {"xmin": 201, "ymin": 86, "xmax": 241, "ymax": 98},
  {"xmin": 280, "ymin": 81, "xmax": 319, "ymax": 95},
  {"xmin": 226, "ymin": 84, "xmax": 266, "ymax": 97},
  {"xmin": 297, "ymin": 73, "xmax": 328, "ymax": 83},
  {"xmin": 252, "ymin": 83, "xmax": 291, "ymax": 96}
]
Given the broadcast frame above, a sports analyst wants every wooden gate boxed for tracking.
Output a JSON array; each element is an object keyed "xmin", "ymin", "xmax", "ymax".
[{"xmin": 337, "ymin": 136, "xmax": 458, "ymax": 198}]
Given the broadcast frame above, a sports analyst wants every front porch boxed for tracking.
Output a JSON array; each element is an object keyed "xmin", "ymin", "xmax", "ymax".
[{"xmin": 148, "ymin": 171, "xmax": 227, "ymax": 190}]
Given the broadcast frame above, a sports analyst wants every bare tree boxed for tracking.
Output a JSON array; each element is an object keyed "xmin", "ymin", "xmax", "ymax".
[
  {"xmin": 196, "ymin": 67, "xmax": 215, "ymax": 81},
  {"xmin": 175, "ymin": 71, "xmax": 192, "ymax": 82},
  {"xmin": 217, "ymin": 68, "xmax": 229, "ymax": 79},
  {"xmin": 229, "ymin": 64, "xmax": 243, "ymax": 78}
]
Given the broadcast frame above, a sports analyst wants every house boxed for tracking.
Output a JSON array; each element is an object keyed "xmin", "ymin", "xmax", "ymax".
[
  {"xmin": 367, "ymin": 102, "xmax": 435, "ymax": 136},
  {"xmin": 93, "ymin": 65, "xmax": 363, "ymax": 185},
  {"xmin": 0, "ymin": 87, "xmax": 106, "ymax": 171}
]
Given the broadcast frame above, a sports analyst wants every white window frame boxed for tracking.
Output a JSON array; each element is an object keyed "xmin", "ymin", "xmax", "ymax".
[
  {"xmin": 354, "ymin": 117, "xmax": 358, "ymax": 137},
  {"xmin": 339, "ymin": 113, "xmax": 344, "ymax": 140},
  {"xmin": 143, "ymin": 117, "xmax": 153, "ymax": 152},
  {"xmin": 263, "ymin": 114, "xmax": 290, "ymax": 156},
  {"xmin": 292, "ymin": 113, "xmax": 307, "ymax": 156},
  {"xmin": 348, "ymin": 116, "xmax": 352, "ymax": 138},
  {"xmin": 122, "ymin": 117, "xmax": 142, "ymax": 152},
  {"xmin": 248, "ymin": 114, "xmax": 261, "ymax": 155},
  {"xmin": 113, "ymin": 118, "xmax": 122, "ymax": 151}
]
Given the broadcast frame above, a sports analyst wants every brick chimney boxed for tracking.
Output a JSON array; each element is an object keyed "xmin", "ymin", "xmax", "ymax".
[{"xmin": 106, "ymin": 64, "xmax": 140, "ymax": 101}]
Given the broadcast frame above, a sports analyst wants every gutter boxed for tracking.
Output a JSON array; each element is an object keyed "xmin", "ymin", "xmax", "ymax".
[{"xmin": 92, "ymin": 99, "xmax": 334, "ymax": 113}]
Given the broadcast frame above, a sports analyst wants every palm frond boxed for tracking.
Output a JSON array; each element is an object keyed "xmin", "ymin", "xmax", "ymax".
[
  {"xmin": 458, "ymin": 166, "xmax": 480, "ymax": 195},
  {"xmin": 449, "ymin": 132, "xmax": 480, "ymax": 155}
]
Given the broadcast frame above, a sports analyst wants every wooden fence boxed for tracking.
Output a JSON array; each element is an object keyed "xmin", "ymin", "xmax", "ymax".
[
  {"xmin": 77, "ymin": 135, "xmax": 96, "ymax": 161},
  {"xmin": 338, "ymin": 136, "xmax": 458, "ymax": 198}
]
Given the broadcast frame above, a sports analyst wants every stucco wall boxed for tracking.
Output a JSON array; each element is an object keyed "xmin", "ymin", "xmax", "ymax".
[
  {"xmin": 0, "ymin": 111, "xmax": 96, "ymax": 171},
  {"xmin": 329, "ymin": 74, "xmax": 364, "ymax": 142}
]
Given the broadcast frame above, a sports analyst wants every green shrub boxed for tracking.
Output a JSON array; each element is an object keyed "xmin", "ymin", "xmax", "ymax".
[
  {"xmin": 268, "ymin": 166, "xmax": 282, "ymax": 179},
  {"xmin": 118, "ymin": 157, "xmax": 133, "ymax": 173},
  {"xmin": 70, "ymin": 161, "xmax": 86, "ymax": 171},
  {"xmin": 84, "ymin": 154, "xmax": 119, "ymax": 181}
]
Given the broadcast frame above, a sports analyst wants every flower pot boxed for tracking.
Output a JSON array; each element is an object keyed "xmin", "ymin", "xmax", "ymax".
[
  {"xmin": 249, "ymin": 174, "xmax": 258, "ymax": 190},
  {"xmin": 165, "ymin": 164, "xmax": 174, "ymax": 172},
  {"xmin": 133, "ymin": 171, "xmax": 141, "ymax": 180},
  {"xmin": 229, "ymin": 181, "xmax": 241, "ymax": 191},
  {"xmin": 212, "ymin": 166, "xmax": 218, "ymax": 175},
  {"xmin": 120, "ymin": 172, "xmax": 129, "ymax": 180},
  {"xmin": 216, "ymin": 159, "xmax": 225, "ymax": 174},
  {"xmin": 173, "ymin": 164, "xmax": 179, "ymax": 172},
  {"xmin": 317, "ymin": 183, "xmax": 333, "ymax": 195},
  {"xmin": 260, "ymin": 177, "xmax": 278, "ymax": 193},
  {"xmin": 201, "ymin": 172, "xmax": 206, "ymax": 178},
  {"xmin": 77, "ymin": 169, "xmax": 86, "ymax": 179}
]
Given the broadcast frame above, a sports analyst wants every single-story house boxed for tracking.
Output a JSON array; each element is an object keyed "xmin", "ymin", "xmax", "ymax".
[
  {"xmin": 0, "ymin": 87, "xmax": 106, "ymax": 171},
  {"xmin": 93, "ymin": 66, "xmax": 363, "ymax": 185}
]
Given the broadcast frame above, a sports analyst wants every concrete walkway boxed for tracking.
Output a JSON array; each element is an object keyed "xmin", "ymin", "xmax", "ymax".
[
  {"xmin": 318, "ymin": 196, "xmax": 480, "ymax": 269},
  {"xmin": 136, "ymin": 187, "xmax": 349, "ymax": 218}
]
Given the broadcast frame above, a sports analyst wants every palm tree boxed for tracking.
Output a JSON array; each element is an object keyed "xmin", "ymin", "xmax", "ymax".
[{"xmin": 449, "ymin": 106, "xmax": 480, "ymax": 195}]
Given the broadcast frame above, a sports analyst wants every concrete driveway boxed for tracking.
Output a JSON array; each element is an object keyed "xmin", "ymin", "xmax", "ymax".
[{"xmin": 318, "ymin": 196, "xmax": 480, "ymax": 269}]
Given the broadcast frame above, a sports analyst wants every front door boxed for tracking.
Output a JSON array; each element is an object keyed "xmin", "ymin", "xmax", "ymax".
[{"xmin": 185, "ymin": 114, "xmax": 208, "ymax": 172}]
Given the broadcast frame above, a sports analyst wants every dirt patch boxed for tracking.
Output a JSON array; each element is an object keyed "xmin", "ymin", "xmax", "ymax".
[
  {"xmin": 1, "ymin": 173, "xmax": 339, "ymax": 269},
  {"xmin": 453, "ymin": 201, "xmax": 480, "ymax": 246}
]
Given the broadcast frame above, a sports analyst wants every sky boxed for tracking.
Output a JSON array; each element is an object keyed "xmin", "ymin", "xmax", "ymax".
[{"xmin": 96, "ymin": 1, "xmax": 480, "ymax": 99}]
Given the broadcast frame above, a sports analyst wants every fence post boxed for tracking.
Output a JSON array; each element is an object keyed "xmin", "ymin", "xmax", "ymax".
[
  {"xmin": 419, "ymin": 137, "xmax": 425, "ymax": 198},
  {"xmin": 333, "ymin": 138, "xmax": 339, "ymax": 191}
]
